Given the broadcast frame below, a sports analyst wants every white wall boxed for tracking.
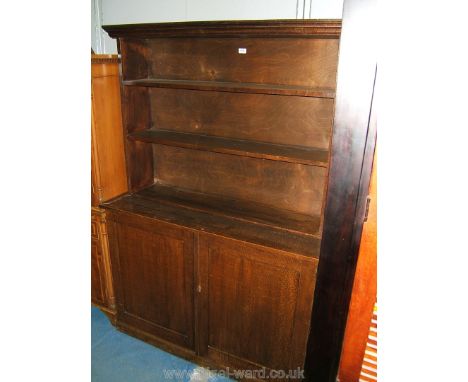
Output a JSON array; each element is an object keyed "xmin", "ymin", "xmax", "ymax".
[{"xmin": 92, "ymin": 0, "xmax": 343, "ymax": 54}]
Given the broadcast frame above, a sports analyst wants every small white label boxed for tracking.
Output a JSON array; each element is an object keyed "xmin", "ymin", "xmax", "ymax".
[{"xmin": 238, "ymin": 48, "xmax": 247, "ymax": 54}]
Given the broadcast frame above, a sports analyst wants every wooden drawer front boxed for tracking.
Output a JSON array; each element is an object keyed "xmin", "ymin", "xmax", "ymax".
[
  {"xmin": 198, "ymin": 234, "xmax": 318, "ymax": 371},
  {"xmin": 108, "ymin": 215, "xmax": 195, "ymax": 350}
]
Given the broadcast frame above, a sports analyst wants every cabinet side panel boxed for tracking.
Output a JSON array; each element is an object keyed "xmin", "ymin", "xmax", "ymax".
[
  {"xmin": 91, "ymin": 60, "xmax": 128, "ymax": 202},
  {"xmin": 153, "ymin": 145, "xmax": 327, "ymax": 216},
  {"xmin": 150, "ymin": 89, "xmax": 334, "ymax": 150},
  {"xmin": 305, "ymin": 0, "xmax": 377, "ymax": 378},
  {"xmin": 120, "ymin": 39, "xmax": 150, "ymax": 80}
]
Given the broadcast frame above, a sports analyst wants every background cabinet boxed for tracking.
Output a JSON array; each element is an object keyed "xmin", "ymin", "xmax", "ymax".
[
  {"xmin": 91, "ymin": 55, "xmax": 127, "ymax": 206},
  {"xmin": 91, "ymin": 207, "xmax": 114, "ymax": 311},
  {"xmin": 91, "ymin": 55, "xmax": 128, "ymax": 316}
]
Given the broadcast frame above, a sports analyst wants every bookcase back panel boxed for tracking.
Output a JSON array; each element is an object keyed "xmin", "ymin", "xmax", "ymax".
[
  {"xmin": 144, "ymin": 38, "xmax": 339, "ymax": 88},
  {"xmin": 120, "ymin": 39, "xmax": 150, "ymax": 79},
  {"xmin": 150, "ymin": 88, "xmax": 334, "ymax": 150},
  {"xmin": 123, "ymin": 87, "xmax": 152, "ymax": 132},
  {"xmin": 153, "ymin": 145, "xmax": 327, "ymax": 216}
]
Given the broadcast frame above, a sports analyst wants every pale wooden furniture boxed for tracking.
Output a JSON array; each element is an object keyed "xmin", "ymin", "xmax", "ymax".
[{"xmin": 91, "ymin": 54, "xmax": 128, "ymax": 319}]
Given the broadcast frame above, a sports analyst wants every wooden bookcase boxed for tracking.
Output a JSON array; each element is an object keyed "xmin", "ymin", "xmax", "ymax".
[{"xmin": 102, "ymin": 12, "xmax": 376, "ymax": 381}]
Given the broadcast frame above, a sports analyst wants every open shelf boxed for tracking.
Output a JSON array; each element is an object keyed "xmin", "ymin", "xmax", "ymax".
[
  {"xmin": 123, "ymin": 78, "xmax": 336, "ymax": 98},
  {"xmin": 128, "ymin": 129, "xmax": 329, "ymax": 167},
  {"xmin": 137, "ymin": 184, "xmax": 322, "ymax": 235},
  {"xmin": 102, "ymin": 183, "xmax": 322, "ymax": 258}
]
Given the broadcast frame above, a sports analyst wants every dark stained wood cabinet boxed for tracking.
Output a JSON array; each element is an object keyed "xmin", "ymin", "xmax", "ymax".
[{"xmin": 101, "ymin": 12, "xmax": 376, "ymax": 381}]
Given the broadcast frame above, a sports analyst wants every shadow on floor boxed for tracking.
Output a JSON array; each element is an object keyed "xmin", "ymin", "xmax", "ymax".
[{"xmin": 91, "ymin": 306, "xmax": 232, "ymax": 382}]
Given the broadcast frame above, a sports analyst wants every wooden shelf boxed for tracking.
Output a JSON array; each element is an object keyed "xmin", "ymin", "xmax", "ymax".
[
  {"xmin": 138, "ymin": 184, "xmax": 322, "ymax": 236},
  {"xmin": 123, "ymin": 78, "xmax": 336, "ymax": 98},
  {"xmin": 102, "ymin": 184, "xmax": 322, "ymax": 258},
  {"xmin": 128, "ymin": 130, "xmax": 329, "ymax": 167}
]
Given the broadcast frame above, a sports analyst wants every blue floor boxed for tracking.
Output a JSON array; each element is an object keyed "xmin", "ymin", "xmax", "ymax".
[{"xmin": 92, "ymin": 306, "xmax": 232, "ymax": 382}]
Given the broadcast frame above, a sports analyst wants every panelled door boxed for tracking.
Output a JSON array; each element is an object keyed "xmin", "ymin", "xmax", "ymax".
[
  {"xmin": 197, "ymin": 233, "xmax": 318, "ymax": 372},
  {"xmin": 108, "ymin": 213, "xmax": 196, "ymax": 350}
]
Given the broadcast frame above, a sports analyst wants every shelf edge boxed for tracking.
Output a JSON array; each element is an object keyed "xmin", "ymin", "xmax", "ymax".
[
  {"xmin": 122, "ymin": 79, "xmax": 336, "ymax": 99},
  {"xmin": 128, "ymin": 130, "xmax": 329, "ymax": 168}
]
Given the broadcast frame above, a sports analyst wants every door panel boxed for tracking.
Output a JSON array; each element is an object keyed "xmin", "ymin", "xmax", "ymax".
[
  {"xmin": 91, "ymin": 238, "xmax": 106, "ymax": 305},
  {"xmin": 198, "ymin": 234, "xmax": 318, "ymax": 371},
  {"xmin": 110, "ymin": 216, "xmax": 195, "ymax": 349}
]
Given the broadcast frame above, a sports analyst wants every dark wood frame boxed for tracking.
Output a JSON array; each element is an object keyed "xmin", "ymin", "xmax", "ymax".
[{"xmin": 304, "ymin": 0, "xmax": 376, "ymax": 381}]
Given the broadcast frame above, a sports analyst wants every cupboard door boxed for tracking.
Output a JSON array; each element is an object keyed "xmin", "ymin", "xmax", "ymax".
[
  {"xmin": 92, "ymin": 210, "xmax": 107, "ymax": 306},
  {"xmin": 109, "ymin": 214, "xmax": 195, "ymax": 350},
  {"xmin": 91, "ymin": 208, "xmax": 115, "ymax": 312},
  {"xmin": 91, "ymin": 236, "xmax": 106, "ymax": 306},
  {"xmin": 198, "ymin": 234, "xmax": 318, "ymax": 372}
]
